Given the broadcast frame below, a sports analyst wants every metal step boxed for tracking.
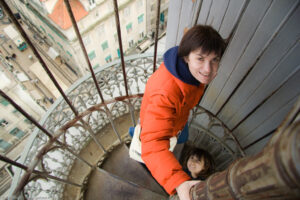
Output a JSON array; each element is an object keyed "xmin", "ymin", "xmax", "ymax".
[
  {"xmin": 101, "ymin": 144, "xmax": 168, "ymax": 196},
  {"xmin": 84, "ymin": 168, "xmax": 168, "ymax": 200}
]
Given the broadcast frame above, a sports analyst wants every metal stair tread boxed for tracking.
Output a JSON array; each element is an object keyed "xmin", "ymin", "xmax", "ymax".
[
  {"xmin": 84, "ymin": 167, "xmax": 168, "ymax": 200},
  {"xmin": 100, "ymin": 144, "xmax": 168, "ymax": 196}
]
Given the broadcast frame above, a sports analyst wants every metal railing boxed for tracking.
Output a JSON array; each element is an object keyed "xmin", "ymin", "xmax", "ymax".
[
  {"xmin": 0, "ymin": 0, "xmax": 244, "ymax": 199},
  {"xmin": 170, "ymin": 99, "xmax": 300, "ymax": 200},
  {"xmin": 5, "ymin": 54, "xmax": 163, "ymax": 199}
]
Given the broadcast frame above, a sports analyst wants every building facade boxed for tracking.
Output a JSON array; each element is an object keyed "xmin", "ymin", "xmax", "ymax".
[
  {"xmin": 0, "ymin": 62, "xmax": 45, "ymax": 197},
  {"xmin": 10, "ymin": 0, "xmax": 169, "ymax": 77}
]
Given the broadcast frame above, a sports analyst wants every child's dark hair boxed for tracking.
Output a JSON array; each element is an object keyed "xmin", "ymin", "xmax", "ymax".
[
  {"xmin": 183, "ymin": 147, "xmax": 215, "ymax": 180},
  {"xmin": 178, "ymin": 25, "xmax": 226, "ymax": 58}
]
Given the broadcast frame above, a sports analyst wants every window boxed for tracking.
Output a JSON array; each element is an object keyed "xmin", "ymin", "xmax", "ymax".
[
  {"xmin": 136, "ymin": 0, "xmax": 143, "ymax": 8},
  {"xmin": 88, "ymin": 51, "xmax": 96, "ymax": 60},
  {"xmin": 24, "ymin": 119, "xmax": 32, "ymax": 124},
  {"xmin": 13, "ymin": 109, "xmax": 20, "ymax": 116},
  {"xmin": 151, "ymin": 4, "xmax": 155, "ymax": 11},
  {"xmin": 111, "ymin": 18, "xmax": 115, "ymax": 29},
  {"xmin": 40, "ymin": 25, "xmax": 46, "ymax": 33},
  {"xmin": 0, "ymin": 119, "xmax": 8, "ymax": 127},
  {"xmin": 101, "ymin": 41, "xmax": 108, "ymax": 51},
  {"xmin": 151, "ymin": 18, "xmax": 156, "ymax": 25},
  {"xmin": 117, "ymin": 48, "xmax": 121, "ymax": 58},
  {"xmin": 160, "ymin": 12, "xmax": 165, "ymax": 22},
  {"xmin": 83, "ymin": 36, "xmax": 91, "ymax": 46},
  {"xmin": 57, "ymin": 42, "xmax": 64, "ymax": 49},
  {"xmin": 126, "ymin": 23, "xmax": 132, "ymax": 33},
  {"xmin": 114, "ymin": 33, "xmax": 118, "ymax": 42},
  {"xmin": 9, "ymin": 128, "xmax": 25, "ymax": 139},
  {"xmin": 67, "ymin": 51, "xmax": 72, "ymax": 57},
  {"xmin": 139, "ymin": 32, "xmax": 144, "ymax": 39},
  {"xmin": 129, "ymin": 40, "xmax": 134, "ymax": 47},
  {"xmin": 105, "ymin": 55, "xmax": 112, "ymax": 63},
  {"xmin": 89, "ymin": 0, "xmax": 95, "ymax": 5},
  {"xmin": 123, "ymin": 6, "xmax": 130, "ymax": 17},
  {"xmin": 138, "ymin": 14, "xmax": 144, "ymax": 24},
  {"xmin": 0, "ymin": 98, "xmax": 9, "ymax": 106},
  {"xmin": 48, "ymin": 33, "xmax": 55, "ymax": 41},
  {"xmin": 95, "ymin": 10, "xmax": 99, "ymax": 18},
  {"xmin": 107, "ymin": 1, "xmax": 114, "ymax": 11},
  {"xmin": 0, "ymin": 139, "xmax": 11, "ymax": 151},
  {"xmin": 89, "ymin": 0, "xmax": 96, "ymax": 8},
  {"xmin": 97, "ymin": 24, "xmax": 105, "ymax": 36},
  {"xmin": 93, "ymin": 64, "xmax": 100, "ymax": 69}
]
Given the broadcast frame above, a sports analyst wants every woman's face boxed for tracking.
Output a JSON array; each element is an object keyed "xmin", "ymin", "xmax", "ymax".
[
  {"xmin": 184, "ymin": 48, "xmax": 220, "ymax": 85},
  {"xmin": 187, "ymin": 155, "xmax": 205, "ymax": 178}
]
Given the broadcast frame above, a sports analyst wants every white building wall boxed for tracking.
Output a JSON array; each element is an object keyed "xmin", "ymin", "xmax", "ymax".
[{"xmin": 10, "ymin": 0, "xmax": 148, "ymax": 75}]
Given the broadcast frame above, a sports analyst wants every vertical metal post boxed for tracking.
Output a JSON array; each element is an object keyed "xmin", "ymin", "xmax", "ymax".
[
  {"xmin": 64, "ymin": 0, "xmax": 123, "ymax": 145},
  {"xmin": 0, "ymin": 90, "xmax": 52, "ymax": 139},
  {"xmin": 80, "ymin": 119, "xmax": 106, "ymax": 152},
  {"xmin": 0, "ymin": 154, "xmax": 83, "ymax": 188},
  {"xmin": 0, "ymin": 90, "xmax": 94, "ymax": 168},
  {"xmin": 63, "ymin": 0, "xmax": 106, "ymax": 103},
  {"xmin": 128, "ymin": 101, "xmax": 136, "ymax": 127},
  {"xmin": 153, "ymin": 0, "xmax": 161, "ymax": 73},
  {"xmin": 1, "ymin": 1, "xmax": 108, "ymax": 152},
  {"xmin": 113, "ymin": 0, "xmax": 129, "ymax": 97}
]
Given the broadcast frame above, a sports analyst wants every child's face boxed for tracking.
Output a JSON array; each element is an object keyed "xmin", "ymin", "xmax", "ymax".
[{"xmin": 187, "ymin": 155, "xmax": 205, "ymax": 178}]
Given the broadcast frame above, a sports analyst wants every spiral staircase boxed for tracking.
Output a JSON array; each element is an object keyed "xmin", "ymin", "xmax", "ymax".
[
  {"xmin": 2, "ymin": 54, "xmax": 243, "ymax": 200},
  {"xmin": 79, "ymin": 106, "xmax": 242, "ymax": 200}
]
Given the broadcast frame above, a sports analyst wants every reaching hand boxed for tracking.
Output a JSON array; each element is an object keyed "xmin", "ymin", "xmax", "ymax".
[{"xmin": 176, "ymin": 180, "xmax": 200, "ymax": 200}]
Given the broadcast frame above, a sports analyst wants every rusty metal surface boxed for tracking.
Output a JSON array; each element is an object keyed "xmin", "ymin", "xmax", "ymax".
[
  {"xmin": 177, "ymin": 110, "xmax": 300, "ymax": 200},
  {"xmin": 63, "ymin": 0, "xmax": 106, "ymax": 103},
  {"xmin": 169, "ymin": 99, "xmax": 300, "ymax": 200},
  {"xmin": 113, "ymin": 0, "xmax": 129, "ymax": 97},
  {"xmin": 153, "ymin": 0, "xmax": 161, "ymax": 72}
]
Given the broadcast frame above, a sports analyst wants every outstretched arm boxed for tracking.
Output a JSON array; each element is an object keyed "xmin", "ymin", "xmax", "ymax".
[
  {"xmin": 140, "ymin": 93, "xmax": 191, "ymax": 194},
  {"xmin": 176, "ymin": 180, "xmax": 200, "ymax": 200}
]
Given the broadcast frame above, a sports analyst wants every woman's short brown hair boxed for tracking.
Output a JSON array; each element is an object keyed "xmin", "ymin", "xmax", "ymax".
[{"xmin": 178, "ymin": 25, "xmax": 226, "ymax": 58}]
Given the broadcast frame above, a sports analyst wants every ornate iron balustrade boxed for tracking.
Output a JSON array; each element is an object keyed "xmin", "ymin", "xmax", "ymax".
[
  {"xmin": 170, "ymin": 99, "xmax": 300, "ymax": 200},
  {"xmin": 5, "ymin": 54, "xmax": 243, "ymax": 199},
  {"xmin": 9, "ymin": 54, "xmax": 160, "ymax": 199}
]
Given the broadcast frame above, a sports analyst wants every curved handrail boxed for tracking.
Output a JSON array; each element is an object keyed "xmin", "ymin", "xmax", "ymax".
[
  {"xmin": 8, "ymin": 53, "xmax": 244, "ymax": 199},
  {"xmin": 9, "ymin": 53, "xmax": 162, "ymax": 198}
]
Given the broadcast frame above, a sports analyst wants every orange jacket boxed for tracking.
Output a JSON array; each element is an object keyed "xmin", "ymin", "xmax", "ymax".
[{"xmin": 140, "ymin": 60, "xmax": 204, "ymax": 194}]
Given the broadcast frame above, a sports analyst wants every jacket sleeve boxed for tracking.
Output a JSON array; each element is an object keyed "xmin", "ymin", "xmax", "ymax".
[{"xmin": 140, "ymin": 92, "xmax": 191, "ymax": 195}]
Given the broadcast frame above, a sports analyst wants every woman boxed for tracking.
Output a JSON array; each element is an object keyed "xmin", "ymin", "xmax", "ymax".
[{"xmin": 139, "ymin": 25, "xmax": 226, "ymax": 200}]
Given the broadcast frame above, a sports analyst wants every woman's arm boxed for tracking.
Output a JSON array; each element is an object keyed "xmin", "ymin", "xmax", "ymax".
[{"xmin": 140, "ymin": 93, "xmax": 191, "ymax": 195}]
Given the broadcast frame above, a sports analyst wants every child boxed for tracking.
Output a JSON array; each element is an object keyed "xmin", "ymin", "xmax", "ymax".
[{"xmin": 183, "ymin": 147, "xmax": 215, "ymax": 180}]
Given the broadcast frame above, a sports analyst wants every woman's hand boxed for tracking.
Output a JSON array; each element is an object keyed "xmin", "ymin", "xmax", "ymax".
[{"xmin": 176, "ymin": 180, "xmax": 200, "ymax": 200}]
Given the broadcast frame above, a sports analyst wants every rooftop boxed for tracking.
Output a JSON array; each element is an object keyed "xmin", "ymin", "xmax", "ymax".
[{"xmin": 48, "ymin": 0, "xmax": 88, "ymax": 30}]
